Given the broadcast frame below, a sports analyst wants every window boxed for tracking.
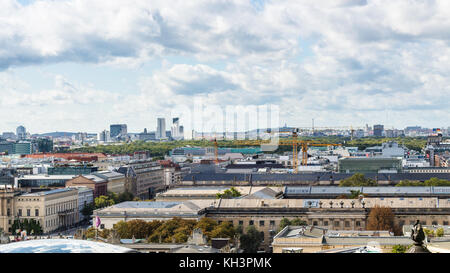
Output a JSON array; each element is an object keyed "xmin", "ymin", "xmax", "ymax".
[
  {"xmin": 7, "ymin": 208, "xmax": 10, "ymax": 216},
  {"xmin": 444, "ymin": 221, "xmax": 449, "ymax": 226},
  {"xmin": 345, "ymin": 221, "xmax": 350, "ymax": 228},
  {"xmin": 313, "ymin": 221, "xmax": 318, "ymax": 226},
  {"xmin": 259, "ymin": 221, "xmax": 265, "ymax": 226},
  {"xmin": 249, "ymin": 220, "xmax": 254, "ymax": 226},
  {"xmin": 239, "ymin": 221, "xmax": 243, "ymax": 226},
  {"xmin": 35, "ymin": 209, "xmax": 39, "ymax": 216},
  {"xmin": 270, "ymin": 220, "xmax": 275, "ymax": 226},
  {"xmin": 324, "ymin": 221, "xmax": 328, "ymax": 226},
  {"xmin": 27, "ymin": 209, "xmax": 30, "ymax": 217},
  {"xmin": 356, "ymin": 221, "xmax": 361, "ymax": 227},
  {"xmin": 432, "ymin": 221, "xmax": 438, "ymax": 225},
  {"xmin": 334, "ymin": 221, "xmax": 340, "ymax": 227},
  {"xmin": 18, "ymin": 209, "xmax": 22, "ymax": 216}
]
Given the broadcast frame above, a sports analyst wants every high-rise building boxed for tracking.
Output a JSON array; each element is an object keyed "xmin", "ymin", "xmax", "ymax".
[
  {"xmin": 373, "ymin": 124, "xmax": 384, "ymax": 137},
  {"xmin": 157, "ymin": 118, "xmax": 166, "ymax": 139},
  {"xmin": 16, "ymin": 126, "xmax": 26, "ymax": 140},
  {"xmin": 98, "ymin": 130, "xmax": 111, "ymax": 142},
  {"xmin": 171, "ymin": 117, "xmax": 180, "ymax": 139},
  {"xmin": 110, "ymin": 124, "xmax": 127, "ymax": 139},
  {"xmin": 179, "ymin": 125, "xmax": 184, "ymax": 139}
]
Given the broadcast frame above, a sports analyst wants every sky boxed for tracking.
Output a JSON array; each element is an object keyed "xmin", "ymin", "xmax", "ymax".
[{"xmin": 1, "ymin": 0, "xmax": 449, "ymax": 134}]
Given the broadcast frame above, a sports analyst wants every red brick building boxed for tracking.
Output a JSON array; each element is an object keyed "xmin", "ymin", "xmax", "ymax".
[{"xmin": 65, "ymin": 175, "xmax": 107, "ymax": 198}]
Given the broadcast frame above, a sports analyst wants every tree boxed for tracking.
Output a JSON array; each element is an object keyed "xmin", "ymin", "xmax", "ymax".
[
  {"xmin": 85, "ymin": 227, "xmax": 97, "ymax": 239},
  {"xmin": 81, "ymin": 203, "xmax": 95, "ymax": 220},
  {"xmin": 113, "ymin": 221, "xmax": 131, "ymax": 239},
  {"xmin": 195, "ymin": 217, "xmax": 218, "ymax": 239},
  {"xmin": 278, "ymin": 217, "xmax": 306, "ymax": 232},
  {"xmin": 339, "ymin": 173, "xmax": 377, "ymax": 187},
  {"xmin": 210, "ymin": 222, "xmax": 236, "ymax": 240},
  {"xmin": 94, "ymin": 195, "xmax": 115, "ymax": 209},
  {"xmin": 436, "ymin": 228, "xmax": 444, "ymax": 237},
  {"xmin": 149, "ymin": 217, "xmax": 197, "ymax": 243},
  {"xmin": 396, "ymin": 180, "xmax": 423, "ymax": 187},
  {"xmin": 392, "ymin": 244, "xmax": 411, "ymax": 253},
  {"xmin": 367, "ymin": 206, "xmax": 399, "ymax": 234},
  {"xmin": 423, "ymin": 228, "xmax": 435, "ymax": 238},
  {"xmin": 239, "ymin": 226, "xmax": 264, "ymax": 253},
  {"xmin": 216, "ymin": 187, "xmax": 242, "ymax": 199}
]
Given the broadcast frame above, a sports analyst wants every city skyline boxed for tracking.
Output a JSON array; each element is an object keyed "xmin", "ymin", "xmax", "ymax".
[{"xmin": 1, "ymin": 1, "xmax": 450, "ymax": 133}]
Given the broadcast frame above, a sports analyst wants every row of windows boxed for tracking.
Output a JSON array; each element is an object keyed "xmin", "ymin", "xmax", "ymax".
[
  {"xmin": 222, "ymin": 219, "xmax": 361, "ymax": 228},
  {"xmin": 46, "ymin": 201, "xmax": 77, "ymax": 215},
  {"xmin": 398, "ymin": 220, "xmax": 449, "ymax": 226},
  {"xmin": 218, "ymin": 218, "xmax": 450, "ymax": 228},
  {"xmin": 18, "ymin": 208, "xmax": 39, "ymax": 217},
  {"xmin": 17, "ymin": 198, "xmax": 40, "ymax": 202}
]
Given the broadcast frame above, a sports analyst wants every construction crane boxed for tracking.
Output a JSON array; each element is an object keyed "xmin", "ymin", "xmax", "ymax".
[
  {"xmin": 213, "ymin": 138, "xmax": 219, "ymax": 164},
  {"xmin": 232, "ymin": 129, "xmax": 342, "ymax": 173}
]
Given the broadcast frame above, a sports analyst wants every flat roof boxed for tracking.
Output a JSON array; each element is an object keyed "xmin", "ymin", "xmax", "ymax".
[{"xmin": 21, "ymin": 188, "xmax": 76, "ymax": 196}]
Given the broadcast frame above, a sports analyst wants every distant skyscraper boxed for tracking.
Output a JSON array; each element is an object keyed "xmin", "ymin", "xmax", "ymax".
[
  {"xmin": 16, "ymin": 126, "xmax": 26, "ymax": 140},
  {"xmin": 98, "ymin": 130, "xmax": 110, "ymax": 142},
  {"xmin": 171, "ymin": 117, "xmax": 180, "ymax": 139},
  {"xmin": 110, "ymin": 124, "xmax": 127, "ymax": 139},
  {"xmin": 157, "ymin": 118, "xmax": 166, "ymax": 139},
  {"xmin": 373, "ymin": 124, "xmax": 384, "ymax": 137}
]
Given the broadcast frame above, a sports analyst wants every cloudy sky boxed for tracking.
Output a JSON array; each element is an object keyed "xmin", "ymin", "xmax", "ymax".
[{"xmin": 1, "ymin": 0, "xmax": 449, "ymax": 134}]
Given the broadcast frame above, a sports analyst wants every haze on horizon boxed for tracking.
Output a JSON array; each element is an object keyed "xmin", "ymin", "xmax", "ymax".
[{"xmin": 1, "ymin": 0, "xmax": 449, "ymax": 134}]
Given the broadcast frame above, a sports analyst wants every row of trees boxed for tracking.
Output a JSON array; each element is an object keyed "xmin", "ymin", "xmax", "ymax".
[
  {"xmin": 86, "ymin": 217, "xmax": 265, "ymax": 252},
  {"xmin": 11, "ymin": 219, "xmax": 43, "ymax": 235},
  {"xmin": 72, "ymin": 137, "xmax": 434, "ymax": 156},
  {"xmin": 396, "ymin": 178, "xmax": 450, "ymax": 187}
]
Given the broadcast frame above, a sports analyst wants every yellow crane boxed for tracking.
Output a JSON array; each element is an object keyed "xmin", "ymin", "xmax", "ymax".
[{"xmin": 232, "ymin": 129, "xmax": 342, "ymax": 173}]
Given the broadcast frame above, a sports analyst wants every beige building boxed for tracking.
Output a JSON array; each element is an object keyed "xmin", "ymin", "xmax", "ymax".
[
  {"xmin": 0, "ymin": 185, "xmax": 20, "ymax": 234},
  {"xmin": 93, "ymin": 201, "xmax": 205, "ymax": 230},
  {"xmin": 92, "ymin": 171, "xmax": 126, "ymax": 195},
  {"xmin": 15, "ymin": 188, "xmax": 79, "ymax": 234},
  {"xmin": 90, "ymin": 197, "xmax": 450, "ymax": 251},
  {"xmin": 117, "ymin": 160, "xmax": 165, "ymax": 200},
  {"xmin": 272, "ymin": 225, "xmax": 413, "ymax": 253}
]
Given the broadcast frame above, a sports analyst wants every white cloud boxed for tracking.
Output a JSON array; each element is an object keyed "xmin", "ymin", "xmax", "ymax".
[{"xmin": 0, "ymin": 0, "xmax": 449, "ymax": 131}]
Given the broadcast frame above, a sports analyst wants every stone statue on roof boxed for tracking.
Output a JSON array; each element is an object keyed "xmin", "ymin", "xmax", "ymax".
[{"xmin": 407, "ymin": 220, "xmax": 430, "ymax": 253}]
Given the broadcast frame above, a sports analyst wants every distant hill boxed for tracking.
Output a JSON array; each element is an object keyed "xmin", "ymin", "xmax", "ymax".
[{"xmin": 32, "ymin": 132, "xmax": 77, "ymax": 138}]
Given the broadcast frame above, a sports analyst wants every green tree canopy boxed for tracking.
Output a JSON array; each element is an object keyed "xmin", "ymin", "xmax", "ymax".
[
  {"xmin": 94, "ymin": 195, "xmax": 115, "ymax": 209},
  {"xmin": 239, "ymin": 226, "xmax": 264, "ymax": 253},
  {"xmin": 339, "ymin": 173, "xmax": 378, "ymax": 187},
  {"xmin": 216, "ymin": 187, "xmax": 242, "ymax": 199}
]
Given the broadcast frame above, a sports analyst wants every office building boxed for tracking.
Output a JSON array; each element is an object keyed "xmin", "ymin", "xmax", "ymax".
[
  {"xmin": 98, "ymin": 130, "xmax": 111, "ymax": 142},
  {"xmin": 157, "ymin": 118, "xmax": 166, "ymax": 139},
  {"xmin": 110, "ymin": 124, "xmax": 127, "ymax": 139},
  {"xmin": 338, "ymin": 157, "xmax": 402, "ymax": 173},
  {"xmin": 16, "ymin": 126, "xmax": 26, "ymax": 140},
  {"xmin": 117, "ymin": 160, "xmax": 165, "ymax": 200},
  {"xmin": 373, "ymin": 124, "xmax": 384, "ymax": 137}
]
